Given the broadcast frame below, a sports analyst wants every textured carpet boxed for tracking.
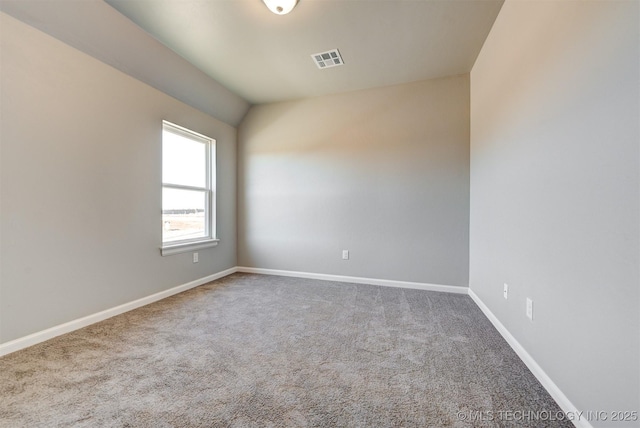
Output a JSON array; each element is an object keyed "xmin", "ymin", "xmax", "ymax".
[{"xmin": 0, "ymin": 273, "xmax": 571, "ymax": 427}]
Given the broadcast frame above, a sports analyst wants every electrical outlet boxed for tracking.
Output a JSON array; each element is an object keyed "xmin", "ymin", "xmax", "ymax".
[
  {"xmin": 193, "ymin": 252, "xmax": 199, "ymax": 263},
  {"xmin": 342, "ymin": 250, "xmax": 349, "ymax": 260},
  {"xmin": 503, "ymin": 283, "xmax": 509, "ymax": 300},
  {"xmin": 526, "ymin": 298, "xmax": 533, "ymax": 320}
]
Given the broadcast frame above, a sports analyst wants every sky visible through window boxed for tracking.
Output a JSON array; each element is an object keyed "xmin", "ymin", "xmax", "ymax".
[{"xmin": 162, "ymin": 131, "xmax": 206, "ymax": 208}]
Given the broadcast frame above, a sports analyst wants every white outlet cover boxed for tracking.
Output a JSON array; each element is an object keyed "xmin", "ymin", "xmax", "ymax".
[
  {"xmin": 503, "ymin": 283, "xmax": 508, "ymax": 299},
  {"xmin": 342, "ymin": 250, "xmax": 349, "ymax": 260},
  {"xmin": 526, "ymin": 298, "xmax": 533, "ymax": 320},
  {"xmin": 193, "ymin": 252, "xmax": 199, "ymax": 263}
]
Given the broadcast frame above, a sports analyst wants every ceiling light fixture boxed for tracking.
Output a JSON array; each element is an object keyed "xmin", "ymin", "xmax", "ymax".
[{"xmin": 262, "ymin": 0, "xmax": 298, "ymax": 15}]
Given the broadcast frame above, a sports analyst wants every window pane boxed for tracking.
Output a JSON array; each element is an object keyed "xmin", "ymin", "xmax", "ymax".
[
  {"xmin": 162, "ymin": 129, "xmax": 206, "ymax": 187},
  {"xmin": 162, "ymin": 187, "xmax": 207, "ymax": 242}
]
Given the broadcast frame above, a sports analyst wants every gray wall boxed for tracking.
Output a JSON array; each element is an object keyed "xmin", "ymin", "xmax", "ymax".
[
  {"xmin": 470, "ymin": 0, "xmax": 639, "ymax": 423},
  {"xmin": 0, "ymin": 13, "xmax": 237, "ymax": 343},
  {"xmin": 238, "ymin": 76, "xmax": 470, "ymax": 286}
]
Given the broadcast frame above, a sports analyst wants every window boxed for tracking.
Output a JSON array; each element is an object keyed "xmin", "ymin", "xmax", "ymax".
[{"xmin": 161, "ymin": 121, "xmax": 217, "ymax": 255}]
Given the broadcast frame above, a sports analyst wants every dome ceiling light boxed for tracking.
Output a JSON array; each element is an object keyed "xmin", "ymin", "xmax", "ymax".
[{"xmin": 262, "ymin": 0, "xmax": 299, "ymax": 15}]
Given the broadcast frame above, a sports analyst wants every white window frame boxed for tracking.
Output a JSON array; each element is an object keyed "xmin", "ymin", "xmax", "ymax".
[{"xmin": 160, "ymin": 121, "xmax": 218, "ymax": 256}]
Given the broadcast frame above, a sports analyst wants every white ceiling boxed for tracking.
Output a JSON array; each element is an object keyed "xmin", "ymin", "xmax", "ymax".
[
  {"xmin": 1, "ymin": 0, "xmax": 503, "ymax": 123},
  {"xmin": 106, "ymin": 0, "xmax": 504, "ymax": 105}
]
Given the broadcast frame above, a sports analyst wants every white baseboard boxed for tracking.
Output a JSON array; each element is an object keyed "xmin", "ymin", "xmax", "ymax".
[
  {"xmin": 468, "ymin": 289, "xmax": 590, "ymax": 428},
  {"xmin": 0, "ymin": 265, "xmax": 587, "ymax": 428},
  {"xmin": 237, "ymin": 266, "xmax": 585, "ymax": 428},
  {"xmin": 0, "ymin": 267, "xmax": 238, "ymax": 357},
  {"xmin": 236, "ymin": 266, "xmax": 468, "ymax": 294}
]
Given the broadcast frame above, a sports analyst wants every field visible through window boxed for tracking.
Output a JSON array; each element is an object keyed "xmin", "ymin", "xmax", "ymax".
[{"xmin": 162, "ymin": 212, "xmax": 206, "ymax": 242}]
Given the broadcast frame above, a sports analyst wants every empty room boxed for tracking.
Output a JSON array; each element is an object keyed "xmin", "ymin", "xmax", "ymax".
[{"xmin": 0, "ymin": 0, "xmax": 638, "ymax": 427}]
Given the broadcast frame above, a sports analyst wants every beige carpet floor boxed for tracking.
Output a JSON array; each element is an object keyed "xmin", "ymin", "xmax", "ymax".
[{"xmin": 0, "ymin": 273, "xmax": 572, "ymax": 427}]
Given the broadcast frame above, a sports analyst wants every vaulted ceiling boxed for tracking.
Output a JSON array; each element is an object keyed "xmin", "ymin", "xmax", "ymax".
[
  {"xmin": 106, "ymin": 0, "xmax": 504, "ymax": 104},
  {"xmin": 1, "ymin": 0, "xmax": 503, "ymax": 125}
]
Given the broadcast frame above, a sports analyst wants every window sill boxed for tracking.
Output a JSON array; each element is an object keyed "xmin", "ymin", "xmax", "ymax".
[{"xmin": 160, "ymin": 239, "xmax": 219, "ymax": 256}]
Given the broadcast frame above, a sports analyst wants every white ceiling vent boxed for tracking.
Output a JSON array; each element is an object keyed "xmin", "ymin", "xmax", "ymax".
[{"xmin": 311, "ymin": 49, "xmax": 344, "ymax": 69}]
